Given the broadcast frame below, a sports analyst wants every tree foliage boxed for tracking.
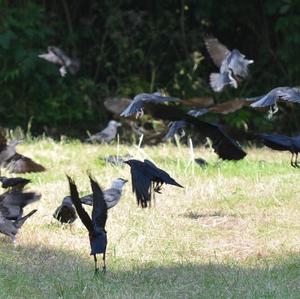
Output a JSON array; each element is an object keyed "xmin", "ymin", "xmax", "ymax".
[{"xmin": 1, "ymin": 0, "xmax": 300, "ymax": 135}]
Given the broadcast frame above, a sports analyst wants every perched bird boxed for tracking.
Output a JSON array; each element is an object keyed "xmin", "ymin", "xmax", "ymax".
[
  {"xmin": 250, "ymin": 87, "xmax": 300, "ymax": 116},
  {"xmin": 124, "ymin": 159, "xmax": 183, "ymax": 208},
  {"xmin": 80, "ymin": 178, "xmax": 128, "ymax": 209},
  {"xmin": 204, "ymin": 36, "xmax": 253, "ymax": 92},
  {"xmin": 53, "ymin": 196, "xmax": 77, "ymax": 224},
  {"xmin": 38, "ymin": 46, "xmax": 80, "ymax": 77},
  {"xmin": 254, "ymin": 133, "xmax": 300, "ymax": 167},
  {"xmin": 120, "ymin": 92, "xmax": 179, "ymax": 118},
  {"xmin": 0, "ymin": 209, "xmax": 37, "ymax": 243},
  {"xmin": 85, "ymin": 120, "xmax": 122, "ymax": 143},
  {"xmin": 0, "ymin": 190, "xmax": 41, "ymax": 221},
  {"xmin": 163, "ymin": 118, "xmax": 246, "ymax": 161},
  {"xmin": 67, "ymin": 175, "xmax": 108, "ymax": 273},
  {"xmin": 0, "ymin": 176, "xmax": 31, "ymax": 191},
  {"xmin": 0, "ymin": 130, "xmax": 46, "ymax": 174}
]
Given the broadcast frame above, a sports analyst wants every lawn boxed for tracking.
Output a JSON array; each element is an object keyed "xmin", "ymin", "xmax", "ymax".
[{"xmin": 0, "ymin": 139, "xmax": 299, "ymax": 299}]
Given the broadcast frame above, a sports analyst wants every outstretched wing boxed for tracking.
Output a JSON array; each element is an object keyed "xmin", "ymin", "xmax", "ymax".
[
  {"xmin": 67, "ymin": 175, "xmax": 93, "ymax": 233},
  {"xmin": 204, "ymin": 36, "xmax": 230, "ymax": 68},
  {"xmin": 89, "ymin": 175, "xmax": 107, "ymax": 230},
  {"xmin": 163, "ymin": 121, "xmax": 187, "ymax": 141},
  {"xmin": 5, "ymin": 153, "xmax": 46, "ymax": 173},
  {"xmin": 120, "ymin": 93, "xmax": 179, "ymax": 117},
  {"xmin": 256, "ymin": 133, "xmax": 292, "ymax": 151},
  {"xmin": 277, "ymin": 87, "xmax": 300, "ymax": 104}
]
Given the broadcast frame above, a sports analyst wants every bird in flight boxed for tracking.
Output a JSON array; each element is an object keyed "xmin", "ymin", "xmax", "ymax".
[
  {"xmin": 67, "ymin": 175, "xmax": 108, "ymax": 273},
  {"xmin": 53, "ymin": 196, "xmax": 77, "ymax": 224},
  {"xmin": 250, "ymin": 87, "xmax": 300, "ymax": 117},
  {"xmin": 38, "ymin": 46, "xmax": 80, "ymax": 77},
  {"xmin": 0, "ymin": 176, "xmax": 31, "ymax": 191},
  {"xmin": 204, "ymin": 36, "xmax": 253, "ymax": 92},
  {"xmin": 120, "ymin": 92, "xmax": 180, "ymax": 118},
  {"xmin": 124, "ymin": 159, "xmax": 183, "ymax": 208}
]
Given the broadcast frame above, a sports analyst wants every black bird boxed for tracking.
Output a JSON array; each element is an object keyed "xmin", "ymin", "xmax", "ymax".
[
  {"xmin": 120, "ymin": 92, "xmax": 179, "ymax": 118},
  {"xmin": 67, "ymin": 175, "xmax": 108, "ymax": 273},
  {"xmin": 254, "ymin": 133, "xmax": 300, "ymax": 167},
  {"xmin": 38, "ymin": 46, "xmax": 80, "ymax": 77},
  {"xmin": 0, "ymin": 176, "xmax": 31, "ymax": 191},
  {"xmin": 204, "ymin": 36, "xmax": 253, "ymax": 92},
  {"xmin": 163, "ymin": 118, "xmax": 246, "ymax": 161},
  {"xmin": 124, "ymin": 159, "xmax": 183, "ymax": 208},
  {"xmin": 0, "ymin": 129, "xmax": 46, "ymax": 173},
  {"xmin": 0, "ymin": 209, "xmax": 37, "ymax": 243},
  {"xmin": 250, "ymin": 87, "xmax": 300, "ymax": 115},
  {"xmin": 0, "ymin": 190, "xmax": 41, "ymax": 221},
  {"xmin": 53, "ymin": 196, "xmax": 77, "ymax": 224}
]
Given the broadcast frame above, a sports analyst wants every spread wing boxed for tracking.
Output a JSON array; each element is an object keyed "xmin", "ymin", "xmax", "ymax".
[
  {"xmin": 5, "ymin": 153, "xmax": 46, "ymax": 173},
  {"xmin": 120, "ymin": 93, "xmax": 179, "ymax": 117},
  {"xmin": 204, "ymin": 36, "xmax": 230, "ymax": 67},
  {"xmin": 256, "ymin": 134, "xmax": 292, "ymax": 151},
  {"xmin": 163, "ymin": 121, "xmax": 187, "ymax": 141},
  {"xmin": 67, "ymin": 175, "xmax": 93, "ymax": 233},
  {"xmin": 89, "ymin": 175, "xmax": 107, "ymax": 230}
]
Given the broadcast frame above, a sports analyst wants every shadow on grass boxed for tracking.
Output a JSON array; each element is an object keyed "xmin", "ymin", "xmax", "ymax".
[{"xmin": 0, "ymin": 241, "xmax": 299, "ymax": 299}]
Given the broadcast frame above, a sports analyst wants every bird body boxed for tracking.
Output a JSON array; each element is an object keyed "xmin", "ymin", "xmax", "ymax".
[
  {"xmin": 85, "ymin": 120, "xmax": 121, "ymax": 143},
  {"xmin": 67, "ymin": 175, "xmax": 108, "ymax": 273},
  {"xmin": 53, "ymin": 196, "xmax": 77, "ymax": 224},
  {"xmin": 0, "ymin": 130, "xmax": 45, "ymax": 173},
  {"xmin": 80, "ymin": 178, "xmax": 127, "ymax": 209},
  {"xmin": 120, "ymin": 92, "xmax": 179, "ymax": 118},
  {"xmin": 0, "ymin": 209, "xmax": 37, "ymax": 242},
  {"xmin": 204, "ymin": 36, "xmax": 253, "ymax": 92},
  {"xmin": 255, "ymin": 133, "xmax": 300, "ymax": 167},
  {"xmin": 38, "ymin": 46, "xmax": 80, "ymax": 77},
  {"xmin": 124, "ymin": 159, "xmax": 183, "ymax": 208}
]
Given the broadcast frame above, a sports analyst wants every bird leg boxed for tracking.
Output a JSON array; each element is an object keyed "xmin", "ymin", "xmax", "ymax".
[
  {"xmin": 291, "ymin": 153, "xmax": 296, "ymax": 168},
  {"xmin": 102, "ymin": 252, "xmax": 106, "ymax": 273},
  {"xmin": 295, "ymin": 153, "xmax": 299, "ymax": 168},
  {"xmin": 94, "ymin": 255, "xmax": 99, "ymax": 274}
]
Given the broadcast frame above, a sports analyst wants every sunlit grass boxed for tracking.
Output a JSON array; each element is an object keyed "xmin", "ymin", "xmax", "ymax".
[{"xmin": 0, "ymin": 139, "xmax": 299, "ymax": 298}]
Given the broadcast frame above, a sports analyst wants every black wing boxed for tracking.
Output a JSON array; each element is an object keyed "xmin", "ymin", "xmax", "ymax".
[
  {"xmin": 143, "ymin": 160, "xmax": 184, "ymax": 188},
  {"xmin": 67, "ymin": 175, "xmax": 93, "ymax": 233},
  {"xmin": 256, "ymin": 134, "xmax": 292, "ymax": 151},
  {"xmin": 5, "ymin": 153, "xmax": 46, "ymax": 173},
  {"xmin": 0, "ymin": 177, "xmax": 31, "ymax": 189},
  {"xmin": 89, "ymin": 175, "xmax": 107, "ymax": 230}
]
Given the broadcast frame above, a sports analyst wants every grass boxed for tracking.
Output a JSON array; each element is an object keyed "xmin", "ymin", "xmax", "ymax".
[{"xmin": 0, "ymin": 139, "xmax": 299, "ymax": 298}]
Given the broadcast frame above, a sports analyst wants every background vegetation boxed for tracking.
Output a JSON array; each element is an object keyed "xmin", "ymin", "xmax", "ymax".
[{"xmin": 1, "ymin": 0, "xmax": 300, "ymax": 136}]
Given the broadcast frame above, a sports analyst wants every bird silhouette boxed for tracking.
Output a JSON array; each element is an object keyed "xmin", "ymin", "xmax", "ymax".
[
  {"xmin": 120, "ymin": 92, "xmax": 179, "ymax": 118},
  {"xmin": 204, "ymin": 36, "xmax": 253, "ymax": 92},
  {"xmin": 67, "ymin": 175, "xmax": 108, "ymax": 273},
  {"xmin": 0, "ymin": 176, "xmax": 31, "ymax": 191},
  {"xmin": 53, "ymin": 196, "xmax": 77, "ymax": 224},
  {"xmin": 0, "ymin": 209, "xmax": 37, "ymax": 243},
  {"xmin": 0, "ymin": 189, "xmax": 41, "ymax": 221},
  {"xmin": 124, "ymin": 159, "xmax": 183, "ymax": 208},
  {"xmin": 0, "ymin": 129, "xmax": 46, "ymax": 174},
  {"xmin": 38, "ymin": 46, "xmax": 80, "ymax": 77},
  {"xmin": 85, "ymin": 120, "xmax": 122, "ymax": 143},
  {"xmin": 254, "ymin": 133, "xmax": 300, "ymax": 167},
  {"xmin": 80, "ymin": 178, "xmax": 127, "ymax": 209}
]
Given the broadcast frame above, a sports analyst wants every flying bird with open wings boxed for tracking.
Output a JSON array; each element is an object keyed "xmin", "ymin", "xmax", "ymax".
[
  {"xmin": 53, "ymin": 196, "xmax": 77, "ymax": 224},
  {"xmin": 38, "ymin": 46, "xmax": 80, "ymax": 77},
  {"xmin": 124, "ymin": 159, "xmax": 183, "ymax": 208},
  {"xmin": 0, "ymin": 129, "xmax": 46, "ymax": 174},
  {"xmin": 120, "ymin": 92, "xmax": 180, "ymax": 118},
  {"xmin": 67, "ymin": 175, "xmax": 108, "ymax": 273},
  {"xmin": 204, "ymin": 36, "xmax": 253, "ymax": 92},
  {"xmin": 250, "ymin": 87, "xmax": 300, "ymax": 116},
  {"xmin": 0, "ymin": 176, "xmax": 31, "ymax": 191}
]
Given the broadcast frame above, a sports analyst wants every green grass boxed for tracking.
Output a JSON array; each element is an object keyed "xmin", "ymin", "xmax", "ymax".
[{"xmin": 0, "ymin": 139, "xmax": 299, "ymax": 298}]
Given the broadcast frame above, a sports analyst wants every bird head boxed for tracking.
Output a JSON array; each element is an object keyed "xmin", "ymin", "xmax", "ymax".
[
  {"xmin": 62, "ymin": 196, "xmax": 73, "ymax": 206},
  {"xmin": 108, "ymin": 120, "xmax": 122, "ymax": 128},
  {"xmin": 111, "ymin": 178, "xmax": 128, "ymax": 189}
]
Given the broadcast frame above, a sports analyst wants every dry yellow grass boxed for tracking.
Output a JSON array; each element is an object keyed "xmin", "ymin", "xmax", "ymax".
[{"xmin": 0, "ymin": 139, "xmax": 299, "ymax": 298}]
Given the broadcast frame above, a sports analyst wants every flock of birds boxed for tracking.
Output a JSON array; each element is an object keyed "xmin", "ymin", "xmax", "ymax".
[{"xmin": 1, "ymin": 35, "xmax": 300, "ymax": 273}]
